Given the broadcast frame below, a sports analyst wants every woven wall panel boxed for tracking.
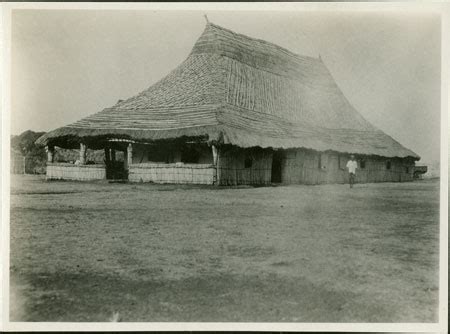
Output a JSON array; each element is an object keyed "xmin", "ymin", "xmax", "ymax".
[{"xmin": 46, "ymin": 165, "xmax": 106, "ymax": 181}]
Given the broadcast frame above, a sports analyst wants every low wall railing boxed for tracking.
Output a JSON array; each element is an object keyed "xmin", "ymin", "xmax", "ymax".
[
  {"xmin": 128, "ymin": 162, "xmax": 215, "ymax": 184},
  {"xmin": 46, "ymin": 163, "xmax": 106, "ymax": 181}
]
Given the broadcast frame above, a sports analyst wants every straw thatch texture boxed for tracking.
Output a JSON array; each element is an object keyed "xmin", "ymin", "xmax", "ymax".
[{"xmin": 36, "ymin": 23, "xmax": 418, "ymax": 159}]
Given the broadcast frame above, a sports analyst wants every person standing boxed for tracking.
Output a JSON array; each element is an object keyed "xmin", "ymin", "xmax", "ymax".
[{"xmin": 346, "ymin": 155, "xmax": 358, "ymax": 188}]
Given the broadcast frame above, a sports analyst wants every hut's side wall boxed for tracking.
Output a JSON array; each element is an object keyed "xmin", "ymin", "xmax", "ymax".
[
  {"xmin": 280, "ymin": 149, "xmax": 415, "ymax": 185},
  {"xmin": 356, "ymin": 159, "xmax": 414, "ymax": 183},
  {"xmin": 218, "ymin": 147, "xmax": 273, "ymax": 185}
]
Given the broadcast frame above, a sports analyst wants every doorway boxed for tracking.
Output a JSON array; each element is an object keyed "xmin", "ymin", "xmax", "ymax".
[
  {"xmin": 105, "ymin": 148, "xmax": 127, "ymax": 180},
  {"xmin": 271, "ymin": 151, "xmax": 283, "ymax": 183},
  {"xmin": 106, "ymin": 160, "xmax": 127, "ymax": 180}
]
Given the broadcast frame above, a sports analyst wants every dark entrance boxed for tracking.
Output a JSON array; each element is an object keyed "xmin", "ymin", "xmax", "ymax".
[
  {"xmin": 106, "ymin": 160, "xmax": 127, "ymax": 180},
  {"xmin": 271, "ymin": 151, "xmax": 283, "ymax": 183},
  {"xmin": 105, "ymin": 148, "xmax": 127, "ymax": 180}
]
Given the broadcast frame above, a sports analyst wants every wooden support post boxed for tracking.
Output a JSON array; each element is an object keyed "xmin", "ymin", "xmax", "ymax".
[
  {"xmin": 127, "ymin": 143, "xmax": 133, "ymax": 167},
  {"xmin": 110, "ymin": 148, "xmax": 116, "ymax": 162},
  {"xmin": 212, "ymin": 144, "xmax": 220, "ymax": 185},
  {"xmin": 104, "ymin": 147, "xmax": 110, "ymax": 179},
  {"xmin": 45, "ymin": 146, "xmax": 54, "ymax": 163},
  {"xmin": 212, "ymin": 145, "xmax": 218, "ymax": 165},
  {"xmin": 80, "ymin": 143, "xmax": 87, "ymax": 165}
]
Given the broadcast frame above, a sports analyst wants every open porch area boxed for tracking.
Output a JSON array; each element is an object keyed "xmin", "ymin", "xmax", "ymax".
[{"xmin": 44, "ymin": 137, "xmax": 220, "ymax": 185}]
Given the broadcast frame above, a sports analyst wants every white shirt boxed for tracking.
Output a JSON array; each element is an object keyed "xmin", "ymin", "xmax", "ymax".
[{"xmin": 346, "ymin": 160, "xmax": 357, "ymax": 174}]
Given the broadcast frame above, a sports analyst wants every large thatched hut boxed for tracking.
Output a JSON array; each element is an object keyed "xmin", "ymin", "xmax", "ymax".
[{"xmin": 36, "ymin": 22, "xmax": 419, "ymax": 185}]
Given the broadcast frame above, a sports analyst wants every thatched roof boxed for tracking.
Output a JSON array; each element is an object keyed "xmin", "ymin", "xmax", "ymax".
[{"xmin": 36, "ymin": 22, "xmax": 419, "ymax": 159}]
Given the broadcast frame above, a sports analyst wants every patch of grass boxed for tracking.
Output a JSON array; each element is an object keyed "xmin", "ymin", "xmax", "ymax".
[
  {"xmin": 271, "ymin": 260, "xmax": 292, "ymax": 267},
  {"xmin": 9, "ymin": 175, "xmax": 440, "ymax": 322},
  {"xmin": 226, "ymin": 245, "xmax": 276, "ymax": 258},
  {"xmin": 12, "ymin": 270, "xmax": 404, "ymax": 322}
]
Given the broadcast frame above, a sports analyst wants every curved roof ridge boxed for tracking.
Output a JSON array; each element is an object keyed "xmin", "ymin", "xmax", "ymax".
[
  {"xmin": 192, "ymin": 22, "xmax": 329, "ymax": 82},
  {"xmin": 205, "ymin": 22, "xmax": 320, "ymax": 64}
]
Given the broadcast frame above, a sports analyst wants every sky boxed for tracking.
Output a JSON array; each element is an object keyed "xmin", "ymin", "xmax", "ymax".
[{"xmin": 11, "ymin": 10, "xmax": 441, "ymax": 163}]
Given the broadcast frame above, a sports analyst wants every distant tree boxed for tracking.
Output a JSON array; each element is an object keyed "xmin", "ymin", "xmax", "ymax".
[
  {"xmin": 11, "ymin": 130, "xmax": 47, "ymax": 174},
  {"xmin": 11, "ymin": 130, "xmax": 45, "ymax": 155}
]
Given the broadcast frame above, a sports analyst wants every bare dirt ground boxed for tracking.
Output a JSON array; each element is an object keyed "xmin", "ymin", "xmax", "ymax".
[{"xmin": 9, "ymin": 175, "xmax": 440, "ymax": 322}]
